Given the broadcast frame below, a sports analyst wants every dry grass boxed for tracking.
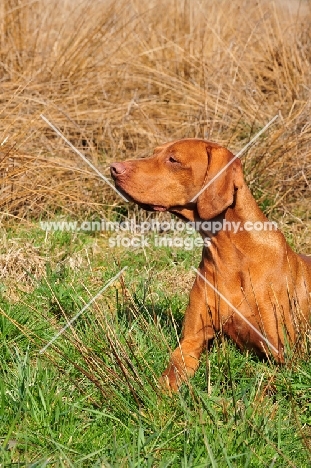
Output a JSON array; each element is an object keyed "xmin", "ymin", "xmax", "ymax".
[
  {"xmin": 0, "ymin": 0, "xmax": 310, "ymax": 245},
  {"xmin": 0, "ymin": 239, "xmax": 46, "ymax": 298}
]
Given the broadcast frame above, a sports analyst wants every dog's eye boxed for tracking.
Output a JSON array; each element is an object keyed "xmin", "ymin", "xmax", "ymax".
[{"xmin": 168, "ymin": 156, "xmax": 180, "ymax": 164}]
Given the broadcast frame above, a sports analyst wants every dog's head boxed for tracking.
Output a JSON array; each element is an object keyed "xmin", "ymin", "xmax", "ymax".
[{"xmin": 110, "ymin": 139, "xmax": 244, "ymax": 221}]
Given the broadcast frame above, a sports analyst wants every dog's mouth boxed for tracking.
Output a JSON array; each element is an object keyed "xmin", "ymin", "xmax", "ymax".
[
  {"xmin": 137, "ymin": 203, "xmax": 168, "ymax": 212},
  {"xmin": 114, "ymin": 185, "xmax": 168, "ymax": 212},
  {"xmin": 150, "ymin": 205, "xmax": 167, "ymax": 212},
  {"xmin": 114, "ymin": 184, "xmax": 195, "ymax": 222},
  {"xmin": 113, "ymin": 182, "xmax": 196, "ymax": 220}
]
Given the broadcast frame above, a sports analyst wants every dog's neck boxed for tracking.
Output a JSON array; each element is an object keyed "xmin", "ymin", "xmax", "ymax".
[
  {"xmin": 199, "ymin": 184, "xmax": 278, "ymax": 252},
  {"xmin": 226, "ymin": 183, "xmax": 269, "ymax": 225}
]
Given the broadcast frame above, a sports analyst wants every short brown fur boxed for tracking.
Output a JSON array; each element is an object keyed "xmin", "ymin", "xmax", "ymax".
[{"xmin": 111, "ymin": 139, "xmax": 311, "ymax": 391}]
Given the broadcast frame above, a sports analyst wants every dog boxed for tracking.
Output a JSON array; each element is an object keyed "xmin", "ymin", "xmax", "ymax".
[{"xmin": 110, "ymin": 139, "xmax": 311, "ymax": 391}]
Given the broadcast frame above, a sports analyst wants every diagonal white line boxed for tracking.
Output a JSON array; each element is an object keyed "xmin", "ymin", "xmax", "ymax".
[
  {"xmin": 192, "ymin": 267, "xmax": 279, "ymax": 354},
  {"xmin": 39, "ymin": 266, "xmax": 128, "ymax": 354},
  {"xmin": 40, "ymin": 114, "xmax": 128, "ymax": 202},
  {"xmin": 191, "ymin": 114, "xmax": 279, "ymax": 202}
]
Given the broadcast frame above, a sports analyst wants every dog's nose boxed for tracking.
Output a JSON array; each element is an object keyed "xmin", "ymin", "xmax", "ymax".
[{"xmin": 110, "ymin": 162, "xmax": 127, "ymax": 177}]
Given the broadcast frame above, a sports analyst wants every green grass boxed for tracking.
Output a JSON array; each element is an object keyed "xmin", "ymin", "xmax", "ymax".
[
  {"xmin": 0, "ymin": 223, "xmax": 311, "ymax": 467},
  {"xmin": 0, "ymin": 0, "xmax": 310, "ymax": 464}
]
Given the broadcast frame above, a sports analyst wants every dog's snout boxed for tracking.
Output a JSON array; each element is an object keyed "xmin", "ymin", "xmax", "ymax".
[{"xmin": 110, "ymin": 162, "xmax": 127, "ymax": 177}]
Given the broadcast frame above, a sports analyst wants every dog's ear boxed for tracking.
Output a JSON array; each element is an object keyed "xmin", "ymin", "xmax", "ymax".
[{"xmin": 197, "ymin": 146, "xmax": 244, "ymax": 220}]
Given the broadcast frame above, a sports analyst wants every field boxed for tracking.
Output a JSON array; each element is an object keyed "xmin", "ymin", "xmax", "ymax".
[{"xmin": 0, "ymin": 0, "xmax": 311, "ymax": 466}]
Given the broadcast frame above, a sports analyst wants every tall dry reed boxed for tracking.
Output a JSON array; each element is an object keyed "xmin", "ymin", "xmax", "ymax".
[{"xmin": 0, "ymin": 0, "xmax": 309, "ymax": 245}]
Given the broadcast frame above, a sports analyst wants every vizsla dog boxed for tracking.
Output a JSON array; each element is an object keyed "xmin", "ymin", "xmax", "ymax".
[{"xmin": 110, "ymin": 139, "xmax": 311, "ymax": 391}]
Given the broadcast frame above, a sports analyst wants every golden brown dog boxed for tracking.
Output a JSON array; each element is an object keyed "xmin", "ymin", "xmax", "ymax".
[{"xmin": 110, "ymin": 139, "xmax": 311, "ymax": 391}]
